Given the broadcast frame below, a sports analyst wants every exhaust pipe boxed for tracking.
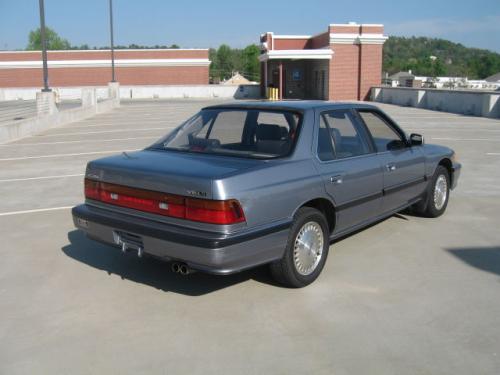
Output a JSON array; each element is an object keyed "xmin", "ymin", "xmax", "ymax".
[
  {"xmin": 179, "ymin": 264, "xmax": 193, "ymax": 275},
  {"xmin": 171, "ymin": 262, "xmax": 195, "ymax": 275},
  {"xmin": 171, "ymin": 262, "xmax": 180, "ymax": 273}
]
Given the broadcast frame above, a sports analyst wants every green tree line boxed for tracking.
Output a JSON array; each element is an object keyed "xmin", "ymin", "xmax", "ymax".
[{"xmin": 383, "ymin": 36, "xmax": 500, "ymax": 79}]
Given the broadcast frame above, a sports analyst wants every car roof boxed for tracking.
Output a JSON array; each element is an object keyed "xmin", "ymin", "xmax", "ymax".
[{"xmin": 203, "ymin": 100, "xmax": 380, "ymax": 112}]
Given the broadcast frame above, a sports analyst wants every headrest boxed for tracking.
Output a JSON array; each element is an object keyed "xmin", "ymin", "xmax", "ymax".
[
  {"xmin": 330, "ymin": 128, "xmax": 341, "ymax": 146},
  {"xmin": 256, "ymin": 124, "xmax": 287, "ymax": 141}
]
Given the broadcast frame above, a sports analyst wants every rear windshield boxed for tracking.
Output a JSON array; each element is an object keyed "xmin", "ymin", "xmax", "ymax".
[{"xmin": 150, "ymin": 108, "xmax": 302, "ymax": 159}]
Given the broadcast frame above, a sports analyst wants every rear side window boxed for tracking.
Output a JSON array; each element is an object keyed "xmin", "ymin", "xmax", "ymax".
[
  {"xmin": 358, "ymin": 111, "xmax": 405, "ymax": 152},
  {"xmin": 317, "ymin": 110, "xmax": 370, "ymax": 160},
  {"xmin": 155, "ymin": 108, "xmax": 301, "ymax": 159},
  {"xmin": 207, "ymin": 111, "xmax": 246, "ymax": 144}
]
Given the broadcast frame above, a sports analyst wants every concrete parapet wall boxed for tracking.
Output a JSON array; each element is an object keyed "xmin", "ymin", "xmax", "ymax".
[
  {"xmin": 120, "ymin": 84, "xmax": 261, "ymax": 99},
  {"xmin": 371, "ymin": 87, "xmax": 500, "ymax": 118},
  {"xmin": 0, "ymin": 84, "xmax": 261, "ymax": 101},
  {"xmin": 0, "ymin": 86, "xmax": 120, "ymax": 144}
]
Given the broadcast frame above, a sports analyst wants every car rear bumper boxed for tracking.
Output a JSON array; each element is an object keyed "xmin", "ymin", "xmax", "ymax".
[
  {"xmin": 72, "ymin": 204, "xmax": 290, "ymax": 274},
  {"xmin": 451, "ymin": 162, "xmax": 461, "ymax": 190}
]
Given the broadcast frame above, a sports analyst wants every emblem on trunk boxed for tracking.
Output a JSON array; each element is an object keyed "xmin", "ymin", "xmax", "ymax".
[{"xmin": 186, "ymin": 190, "xmax": 208, "ymax": 198}]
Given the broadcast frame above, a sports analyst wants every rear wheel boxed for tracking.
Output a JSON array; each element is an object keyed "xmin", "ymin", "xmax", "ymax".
[
  {"xmin": 413, "ymin": 165, "xmax": 450, "ymax": 217},
  {"xmin": 270, "ymin": 207, "xmax": 329, "ymax": 288}
]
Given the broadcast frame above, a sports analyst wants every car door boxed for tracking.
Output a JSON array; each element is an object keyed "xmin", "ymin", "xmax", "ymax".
[
  {"xmin": 314, "ymin": 109, "xmax": 383, "ymax": 234},
  {"xmin": 355, "ymin": 109, "xmax": 426, "ymax": 214}
]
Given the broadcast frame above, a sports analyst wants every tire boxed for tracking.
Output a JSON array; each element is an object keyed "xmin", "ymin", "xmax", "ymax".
[
  {"xmin": 414, "ymin": 165, "xmax": 450, "ymax": 218},
  {"xmin": 270, "ymin": 207, "xmax": 329, "ymax": 288}
]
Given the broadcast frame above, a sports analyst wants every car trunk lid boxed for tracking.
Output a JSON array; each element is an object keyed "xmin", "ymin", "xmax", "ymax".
[{"xmin": 85, "ymin": 149, "xmax": 262, "ymax": 199}]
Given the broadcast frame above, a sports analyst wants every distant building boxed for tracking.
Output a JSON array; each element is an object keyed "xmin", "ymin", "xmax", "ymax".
[
  {"xmin": 485, "ymin": 72, "xmax": 500, "ymax": 83},
  {"xmin": 221, "ymin": 72, "xmax": 253, "ymax": 85},
  {"xmin": 0, "ymin": 49, "xmax": 210, "ymax": 87},
  {"xmin": 384, "ymin": 70, "xmax": 494, "ymax": 90},
  {"xmin": 259, "ymin": 22, "xmax": 387, "ymax": 100},
  {"xmin": 389, "ymin": 71, "xmax": 415, "ymax": 87}
]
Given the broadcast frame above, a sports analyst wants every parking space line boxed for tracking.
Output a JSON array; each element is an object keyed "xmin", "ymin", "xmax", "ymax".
[
  {"xmin": 431, "ymin": 137, "xmax": 500, "ymax": 141},
  {"xmin": 0, "ymin": 174, "xmax": 84, "ymax": 183},
  {"xmin": 0, "ymin": 149, "xmax": 140, "ymax": 162},
  {"xmin": 486, "ymin": 153, "xmax": 500, "ymax": 155},
  {"xmin": 0, "ymin": 206, "xmax": 73, "ymax": 217},
  {"xmin": 35, "ymin": 127, "xmax": 166, "ymax": 137},
  {"xmin": 407, "ymin": 128, "xmax": 500, "ymax": 132},
  {"xmin": 61, "ymin": 121, "xmax": 169, "ymax": 129},
  {"xmin": 0, "ymin": 136, "xmax": 157, "ymax": 147}
]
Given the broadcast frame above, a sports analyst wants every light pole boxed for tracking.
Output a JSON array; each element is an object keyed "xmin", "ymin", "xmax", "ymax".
[
  {"xmin": 109, "ymin": 0, "xmax": 115, "ymax": 82},
  {"xmin": 38, "ymin": 0, "xmax": 50, "ymax": 91}
]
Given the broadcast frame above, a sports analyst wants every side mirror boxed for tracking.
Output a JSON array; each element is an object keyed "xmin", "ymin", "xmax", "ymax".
[{"xmin": 409, "ymin": 133, "xmax": 424, "ymax": 146}]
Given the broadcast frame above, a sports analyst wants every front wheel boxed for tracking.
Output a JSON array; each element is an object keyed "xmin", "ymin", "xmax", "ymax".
[
  {"xmin": 270, "ymin": 207, "xmax": 329, "ymax": 288},
  {"xmin": 414, "ymin": 165, "xmax": 450, "ymax": 218}
]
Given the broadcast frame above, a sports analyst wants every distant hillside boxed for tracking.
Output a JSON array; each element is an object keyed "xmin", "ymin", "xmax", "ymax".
[{"xmin": 383, "ymin": 36, "xmax": 500, "ymax": 79}]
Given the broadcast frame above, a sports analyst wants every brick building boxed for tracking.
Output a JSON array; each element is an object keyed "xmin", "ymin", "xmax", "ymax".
[
  {"xmin": 259, "ymin": 23, "xmax": 387, "ymax": 100},
  {"xmin": 0, "ymin": 49, "xmax": 210, "ymax": 87}
]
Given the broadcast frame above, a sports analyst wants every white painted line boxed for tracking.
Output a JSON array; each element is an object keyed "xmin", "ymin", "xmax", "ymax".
[
  {"xmin": 0, "ymin": 173, "xmax": 84, "ymax": 183},
  {"xmin": 486, "ymin": 153, "xmax": 500, "ymax": 155},
  {"xmin": 431, "ymin": 137, "xmax": 500, "ymax": 141},
  {"xmin": 0, "ymin": 136, "xmax": 157, "ymax": 147},
  {"xmin": 407, "ymin": 128, "xmax": 500, "ymax": 132},
  {"xmin": 0, "ymin": 149, "xmax": 140, "ymax": 162},
  {"xmin": 61, "ymin": 122, "xmax": 170, "ymax": 129},
  {"xmin": 0, "ymin": 206, "xmax": 73, "ymax": 217},
  {"xmin": 36, "ymin": 127, "xmax": 166, "ymax": 137}
]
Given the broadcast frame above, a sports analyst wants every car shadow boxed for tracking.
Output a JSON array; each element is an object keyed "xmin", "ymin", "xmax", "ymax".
[
  {"xmin": 446, "ymin": 246, "xmax": 500, "ymax": 277},
  {"xmin": 61, "ymin": 230, "xmax": 281, "ymax": 296}
]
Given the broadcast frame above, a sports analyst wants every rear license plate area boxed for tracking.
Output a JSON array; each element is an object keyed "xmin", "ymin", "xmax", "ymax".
[{"xmin": 113, "ymin": 230, "xmax": 144, "ymax": 257}]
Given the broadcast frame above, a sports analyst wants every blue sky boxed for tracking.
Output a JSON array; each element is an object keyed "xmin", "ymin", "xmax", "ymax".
[{"xmin": 0, "ymin": 0, "xmax": 499, "ymax": 52}]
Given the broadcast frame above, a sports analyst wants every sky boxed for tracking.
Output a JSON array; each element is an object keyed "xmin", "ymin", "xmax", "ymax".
[{"xmin": 0, "ymin": 0, "xmax": 499, "ymax": 52}]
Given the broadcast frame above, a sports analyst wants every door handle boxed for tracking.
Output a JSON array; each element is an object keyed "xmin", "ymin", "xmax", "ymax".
[
  {"xmin": 386, "ymin": 163, "xmax": 397, "ymax": 172},
  {"xmin": 330, "ymin": 175, "xmax": 343, "ymax": 184}
]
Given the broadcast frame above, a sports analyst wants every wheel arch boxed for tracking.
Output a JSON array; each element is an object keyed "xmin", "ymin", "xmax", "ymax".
[
  {"xmin": 295, "ymin": 197, "xmax": 336, "ymax": 234},
  {"xmin": 438, "ymin": 157, "xmax": 453, "ymax": 186}
]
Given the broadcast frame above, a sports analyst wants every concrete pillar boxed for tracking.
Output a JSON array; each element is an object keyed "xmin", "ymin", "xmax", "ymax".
[
  {"xmin": 481, "ymin": 93, "xmax": 500, "ymax": 118},
  {"xmin": 82, "ymin": 88, "xmax": 97, "ymax": 108},
  {"xmin": 36, "ymin": 90, "xmax": 57, "ymax": 116},
  {"xmin": 371, "ymin": 87, "xmax": 382, "ymax": 102},
  {"xmin": 108, "ymin": 81, "xmax": 120, "ymax": 100},
  {"xmin": 416, "ymin": 90, "xmax": 426, "ymax": 108}
]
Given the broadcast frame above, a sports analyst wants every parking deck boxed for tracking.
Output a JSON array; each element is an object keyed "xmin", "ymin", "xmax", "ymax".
[{"xmin": 1, "ymin": 100, "xmax": 499, "ymax": 374}]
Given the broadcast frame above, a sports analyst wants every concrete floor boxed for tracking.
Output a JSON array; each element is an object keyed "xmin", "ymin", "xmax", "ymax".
[{"xmin": 0, "ymin": 100, "xmax": 499, "ymax": 374}]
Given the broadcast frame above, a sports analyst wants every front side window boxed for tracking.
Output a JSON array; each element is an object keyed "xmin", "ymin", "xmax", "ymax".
[
  {"xmin": 152, "ymin": 108, "xmax": 301, "ymax": 159},
  {"xmin": 317, "ymin": 110, "xmax": 370, "ymax": 160},
  {"xmin": 358, "ymin": 111, "xmax": 406, "ymax": 152}
]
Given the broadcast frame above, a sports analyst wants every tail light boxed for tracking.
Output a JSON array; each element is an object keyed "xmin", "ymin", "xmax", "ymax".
[{"xmin": 84, "ymin": 178, "xmax": 245, "ymax": 225}]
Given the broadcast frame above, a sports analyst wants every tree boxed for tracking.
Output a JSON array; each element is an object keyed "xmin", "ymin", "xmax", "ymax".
[
  {"xmin": 26, "ymin": 27, "xmax": 71, "ymax": 50},
  {"xmin": 242, "ymin": 44, "xmax": 260, "ymax": 81},
  {"xmin": 383, "ymin": 35, "xmax": 500, "ymax": 79},
  {"xmin": 216, "ymin": 44, "xmax": 233, "ymax": 79},
  {"xmin": 209, "ymin": 44, "xmax": 261, "ymax": 82}
]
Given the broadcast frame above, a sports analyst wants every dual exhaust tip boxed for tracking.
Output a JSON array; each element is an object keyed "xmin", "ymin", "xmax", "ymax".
[{"xmin": 171, "ymin": 262, "xmax": 194, "ymax": 276}]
